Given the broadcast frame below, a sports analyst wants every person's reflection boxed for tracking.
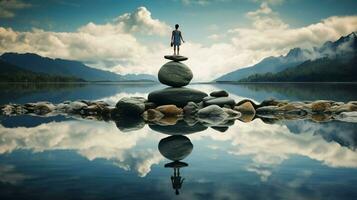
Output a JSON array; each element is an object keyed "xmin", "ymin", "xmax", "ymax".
[
  {"xmin": 158, "ymin": 135, "xmax": 193, "ymax": 195},
  {"xmin": 171, "ymin": 163, "xmax": 184, "ymax": 195}
]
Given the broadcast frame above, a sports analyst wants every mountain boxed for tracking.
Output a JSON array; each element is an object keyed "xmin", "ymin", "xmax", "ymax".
[
  {"xmin": 121, "ymin": 73, "xmax": 157, "ymax": 82},
  {"xmin": 0, "ymin": 53, "xmax": 156, "ymax": 82},
  {"xmin": 239, "ymin": 32, "xmax": 357, "ymax": 82},
  {"xmin": 0, "ymin": 59, "xmax": 83, "ymax": 82},
  {"xmin": 318, "ymin": 32, "xmax": 357, "ymax": 59},
  {"xmin": 216, "ymin": 48, "xmax": 312, "ymax": 82},
  {"xmin": 216, "ymin": 32, "xmax": 357, "ymax": 82},
  {"xmin": 239, "ymin": 56, "xmax": 357, "ymax": 82}
]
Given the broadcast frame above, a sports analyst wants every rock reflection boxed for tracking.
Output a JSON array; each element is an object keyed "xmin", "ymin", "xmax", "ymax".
[
  {"xmin": 113, "ymin": 115, "xmax": 145, "ymax": 132},
  {"xmin": 158, "ymin": 135, "xmax": 193, "ymax": 161},
  {"xmin": 158, "ymin": 135, "xmax": 193, "ymax": 195},
  {"xmin": 150, "ymin": 120, "xmax": 207, "ymax": 135}
]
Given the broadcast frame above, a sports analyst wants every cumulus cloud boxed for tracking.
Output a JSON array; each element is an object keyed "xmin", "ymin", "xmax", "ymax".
[
  {"xmin": 113, "ymin": 7, "xmax": 170, "ymax": 36},
  {"xmin": 77, "ymin": 7, "xmax": 170, "ymax": 36},
  {"xmin": 246, "ymin": 2, "xmax": 287, "ymax": 30},
  {"xmin": 0, "ymin": 0, "xmax": 32, "ymax": 18}
]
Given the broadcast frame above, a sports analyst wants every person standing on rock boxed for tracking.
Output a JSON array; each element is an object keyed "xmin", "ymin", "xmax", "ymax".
[{"xmin": 171, "ymin": 24, "xmax": 185, "ymax": 55}]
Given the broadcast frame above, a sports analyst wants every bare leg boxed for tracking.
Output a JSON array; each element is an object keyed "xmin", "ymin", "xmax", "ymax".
[
  {"xmin": 177, "ymin": 46, "xmax": 180, "ymax": 55},
  {"xmin": 174, "ymin": 46, "xmax": 177, "ymax": 55}
]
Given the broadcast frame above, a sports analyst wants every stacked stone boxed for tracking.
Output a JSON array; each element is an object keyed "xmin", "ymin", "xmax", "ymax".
[{"xmin": 148, "ymin": 55, "xmax": 207, "ymax": 107}]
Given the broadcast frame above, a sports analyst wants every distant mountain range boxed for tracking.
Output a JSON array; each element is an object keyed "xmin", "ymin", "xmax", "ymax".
[
  {"xmin": 0, "ymin": 53, "xmax": 156, "ymax": 82},
  {"xmin": 0, "ymin": 59, "xmax": 83, "ymax": 82},
  {"xmin": 216, "ymin": 32, "xmax": 357, "ymax": 82}
]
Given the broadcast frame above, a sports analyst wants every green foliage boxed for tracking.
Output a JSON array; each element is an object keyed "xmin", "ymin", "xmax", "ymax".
[{"xmin": 239, "ymin": 56, "xmax": 357, "ymax": 82}]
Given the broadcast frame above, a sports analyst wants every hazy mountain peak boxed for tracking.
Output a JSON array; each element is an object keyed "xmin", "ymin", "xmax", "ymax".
[{"xmin": 286, "ymin": 48, "xmax": 303, "ymax": 57}]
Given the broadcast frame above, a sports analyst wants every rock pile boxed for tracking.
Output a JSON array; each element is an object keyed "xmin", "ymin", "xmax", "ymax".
[
  {"xmin": 2, "ymin": 98, "xmax": 357, "ymax": 133},
  {"xmin": 148, "ymin": 55, "xmax": 207, "ymax": 107}
]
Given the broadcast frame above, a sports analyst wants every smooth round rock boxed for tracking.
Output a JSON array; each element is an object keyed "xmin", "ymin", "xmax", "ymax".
[
  {"xmin": 164, "ymin": 55, "xmax": 188, "ymax": 61},
  {"xmin": 234, "ymin": 101, "xmax": 256, "ymax": 115},
  {"xmin": 158, "ymin": 135, "xmax": 193, "ymax": 161},
  {"xmin": 148, "ymin": 87, "xmax": 207, "ymax": 107},
  {"xmin": 155, "ymin": 105, "xmax": 183, "ymax": 116},
  {"xmin": 115, "ymin": 97, "xmax": 146, "ymax": 116},
  {"xmin": 210, "ymin": 90, "xmax": 229, "ymax": 97},
  {"xmin": 158, "ymin": 61, "xmax": 193, "ymax": 87}
]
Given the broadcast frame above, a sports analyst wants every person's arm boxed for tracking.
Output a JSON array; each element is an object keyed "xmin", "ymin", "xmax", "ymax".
[
  {"xmin": 171, "ymin": 31, "xmax": 174, "ymax": 43},
  {"xmin": 180, "ymin": 31, "xmax": 185, "ymax": 43}
]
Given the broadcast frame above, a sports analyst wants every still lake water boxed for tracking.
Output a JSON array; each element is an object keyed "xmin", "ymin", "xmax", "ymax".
[{"xmin": 0, "ymin": 83, "xmax": 357, "ymax": 200}]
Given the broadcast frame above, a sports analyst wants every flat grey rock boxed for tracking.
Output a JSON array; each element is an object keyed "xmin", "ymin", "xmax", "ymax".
[
  {"xmin": 158, "ymin": 61, "xmax": 193, "ymax": 87},
  {"xmin": 197, "ymin": 105, "xmax": 229, "ymax": 125},
  {"xmin": 148, "ymin": 87, "xmax": 207, "ymax": 107},
  {"xmin": 164, "ymin": 55, "xmax": 188, "ymax": 61}
]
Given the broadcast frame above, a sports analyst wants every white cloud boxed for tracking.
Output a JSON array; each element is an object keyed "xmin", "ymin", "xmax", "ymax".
[
  {"xmin": 113, "ymin": 7, "xmax": 170, "ymax": 36},
  {"xmin": 207, "ymin": 34, "xmax": 220, "ymax": 40},
  {"xmin": 0, "ymin": 0, "xmax": 32, "ymax": 18},
  {"xmin": 246, "ymin": 2, "xmax": 287, "ymax": 30}
]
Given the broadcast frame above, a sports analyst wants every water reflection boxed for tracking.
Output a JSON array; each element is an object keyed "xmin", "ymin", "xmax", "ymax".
[
  {"xmin": 215, "ymin": 83, "xmax": 357, "ymax": 102},
  {"xmin": 0, "ymin": 113, "xmax": 357, "ymax": 199},
  {"xmin": 159, "ymin": 135, "xmax": 193, "ymax": 195},
  {"xmin": 1, "ymin": 83, "xmax": 357, "ymax": 199}
]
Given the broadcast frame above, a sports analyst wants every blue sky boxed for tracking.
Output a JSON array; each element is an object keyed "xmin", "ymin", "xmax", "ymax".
[
  {"xmin": 2, "ymin": 0, "xmax": 357, "ymax": 41},
  {"xmin": 1, "ymin": 0, "xmax": 357, "ymax": 80}
]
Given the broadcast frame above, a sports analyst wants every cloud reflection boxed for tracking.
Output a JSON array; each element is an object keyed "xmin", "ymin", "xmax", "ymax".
[
  {"xmin": 0, "ymin": 164, "xmax": 30, "ymax": 185},
  {"xmin": 0, "ymin": 116, "xmax": 356, "ymax": 181},
  {"xmin": 0, "ymin": 120, "xmax": 163, "ymax": 177},
  {"xmin": 189, "ymin": 119, "xmax": 357, "ymax": 181}
]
